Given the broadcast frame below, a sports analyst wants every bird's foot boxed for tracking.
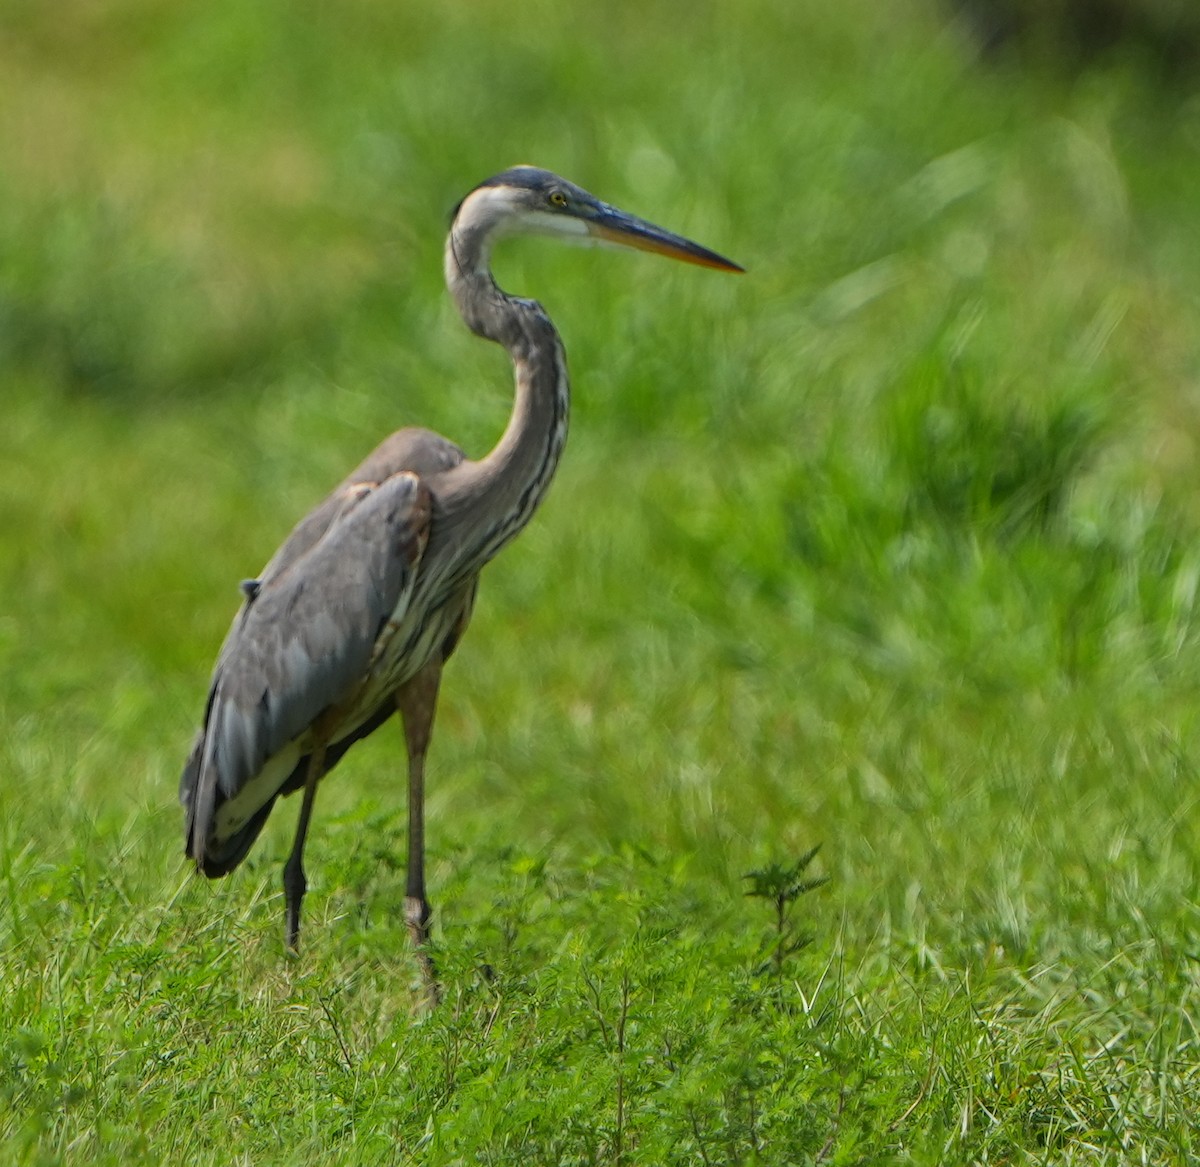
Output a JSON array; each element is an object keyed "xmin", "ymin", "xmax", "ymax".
[
  {"xmin": 404, "ymin": 894, "xmax": 432, "ymax": 945},
  {"xmin": 404, "ymin": 895, "xmax": 441, "ymax": 1009}
]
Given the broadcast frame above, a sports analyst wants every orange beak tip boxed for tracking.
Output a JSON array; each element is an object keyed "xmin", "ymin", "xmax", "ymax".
[{"xmin": 590, "ymin": 222, "xmax": 743, "ymax": 274}]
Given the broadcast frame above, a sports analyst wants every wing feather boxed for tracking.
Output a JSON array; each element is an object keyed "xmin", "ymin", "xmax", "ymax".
[{"xmin": 183, "ymin": 471, "xmax": 431, "ymax": 866}]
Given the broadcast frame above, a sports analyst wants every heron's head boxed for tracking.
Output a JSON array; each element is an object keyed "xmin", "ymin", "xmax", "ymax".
[{"xmin": 448, "ymin": 165, "xmax": 743, "ymax": 277}]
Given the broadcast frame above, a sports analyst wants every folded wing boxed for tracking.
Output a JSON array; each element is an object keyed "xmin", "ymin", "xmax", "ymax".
[{"xmin": 182, "ymin": 471, "xmax": 432, "ymax": 870}]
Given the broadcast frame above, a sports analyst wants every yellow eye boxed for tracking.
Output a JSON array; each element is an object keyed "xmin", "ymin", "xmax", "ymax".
[{"xmin": 548, "ymin": 190, "xmax": 567, "ymax": 208}]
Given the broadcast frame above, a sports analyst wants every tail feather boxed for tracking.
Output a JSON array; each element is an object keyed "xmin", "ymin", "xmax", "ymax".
[
  {"xmin": 179, "ymin": 728, "xmax": 205, "ymax": 862},
  {"xmin": 181, "ymin": 725, "xmax": 279, "ymax": 878},
  {"xmin": 178, "ymin": 701, "xmax": 397, "ymax": 879},
  {"xmin": 195, "ymin": 797, "xmax": 278, "ymax": 877}
]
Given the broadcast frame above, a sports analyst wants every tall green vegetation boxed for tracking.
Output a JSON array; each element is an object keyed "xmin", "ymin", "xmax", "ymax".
[{"xmin": 2, "ymin": 0, "xmax": 1199, "ymax": 1161}]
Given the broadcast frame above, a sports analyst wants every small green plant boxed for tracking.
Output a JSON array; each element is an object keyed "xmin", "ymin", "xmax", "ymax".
[{"xmin": 743, "ymin": 846, "xmax": 829, "ymax": 977}]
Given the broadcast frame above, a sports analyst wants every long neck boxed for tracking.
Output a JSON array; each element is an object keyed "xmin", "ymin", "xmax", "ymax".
[{"xmin": 435, "ymin": 231, "xmax": 570, "ymax": 572}]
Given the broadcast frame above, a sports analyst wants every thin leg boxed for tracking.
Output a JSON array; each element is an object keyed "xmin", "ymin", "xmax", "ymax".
[
  {"xmin": 397, "ymin": 660, "xmax": 443, "ymax": 1002},
  {"xmin": 404, "ymin": 747, "xmax": 433, "ymax": 944},
  {"xmin": 284, "ymin": 738, "xmax": 327, "ymax": 953}
]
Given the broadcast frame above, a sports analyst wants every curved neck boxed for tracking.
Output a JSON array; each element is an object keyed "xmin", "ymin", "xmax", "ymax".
[{"xmin": 436, "ymin": 231, "xmax": 570, "ymax": 571}]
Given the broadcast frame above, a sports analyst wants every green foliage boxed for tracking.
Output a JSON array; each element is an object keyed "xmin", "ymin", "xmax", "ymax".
[
  {"xmin": 3, "ymin": 0, "xmax": 1200, "ymax": 1162},
  {"xmin": 744, "ymin": 847, "xmax": 830, "ymax": 975},
  {"xmin": 956, "ymin": 0, "xmax": 1200, "ymax": 71}
]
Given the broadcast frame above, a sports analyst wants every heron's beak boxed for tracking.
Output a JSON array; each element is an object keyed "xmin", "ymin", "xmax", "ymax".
[{"xmin": 584, "ymin": 203, "xmax": 744, "ymax": 273}]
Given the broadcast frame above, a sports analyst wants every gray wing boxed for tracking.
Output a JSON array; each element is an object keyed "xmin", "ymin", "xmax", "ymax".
[
  {"xmin": 182, "ymin": 470, "xmax": 431, "ymax": 867},
  {"xmin": 254, "ymin": 427, "xmax": 465, "ymax": 586}
]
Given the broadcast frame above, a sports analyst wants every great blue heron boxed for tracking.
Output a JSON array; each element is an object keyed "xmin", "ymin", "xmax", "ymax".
[{"xmin": 179, "ymin": 165, "xmax": 741, "ymax": 985}]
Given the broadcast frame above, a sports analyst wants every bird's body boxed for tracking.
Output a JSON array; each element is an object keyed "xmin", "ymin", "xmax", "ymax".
[
  {"xmin": 180, "ymin": 428, "xmax": 468, "ymax": 875},
  {"xmin": 179, "ymin": 166, "xmax": 740, "ymax": 987}
]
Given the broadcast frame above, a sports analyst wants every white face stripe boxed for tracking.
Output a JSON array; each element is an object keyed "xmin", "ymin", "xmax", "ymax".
[
  {"xmin": 520, "ymin": 210, "xmax": 590, "ymax": 239},
  {"xmin": 451, "ymin": 186, "xmax": 593, "ymax": 274},
  {"xmin": 454, "ymin": 185, "xmax": 522, "ymax": 237}
]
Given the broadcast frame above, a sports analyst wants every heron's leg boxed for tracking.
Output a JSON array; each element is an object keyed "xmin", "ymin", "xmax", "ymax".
[
  {"xmin": 397, "ymin": 660, "xmax": 443, "ymax": 994},
  {"xmin": 283, "ymin": 738, "xmax": 327, "ymax": 952}
]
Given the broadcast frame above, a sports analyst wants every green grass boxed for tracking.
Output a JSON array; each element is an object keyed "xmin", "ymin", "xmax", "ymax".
[{"xmin": 3, "ymin": 0, "xmax": 1200, "ymax": 1162}]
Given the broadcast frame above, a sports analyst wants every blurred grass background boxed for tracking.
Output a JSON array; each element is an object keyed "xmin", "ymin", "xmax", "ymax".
[{"xmin": 3, "ymin": 0, "xmax": 1200, "ymax": 1162}]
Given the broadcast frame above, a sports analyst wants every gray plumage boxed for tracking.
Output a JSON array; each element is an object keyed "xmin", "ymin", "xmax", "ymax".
[
  {"xmin": 182, "ymin": 465, "xmax": 433, "ymax": 866},
  {"xmin": 181, "ymin": 432, "xmax": 463, "ymax": 875},
  {"xmin": 178, "ymin": 165, "xmax": 741, "ymax": 985}
]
